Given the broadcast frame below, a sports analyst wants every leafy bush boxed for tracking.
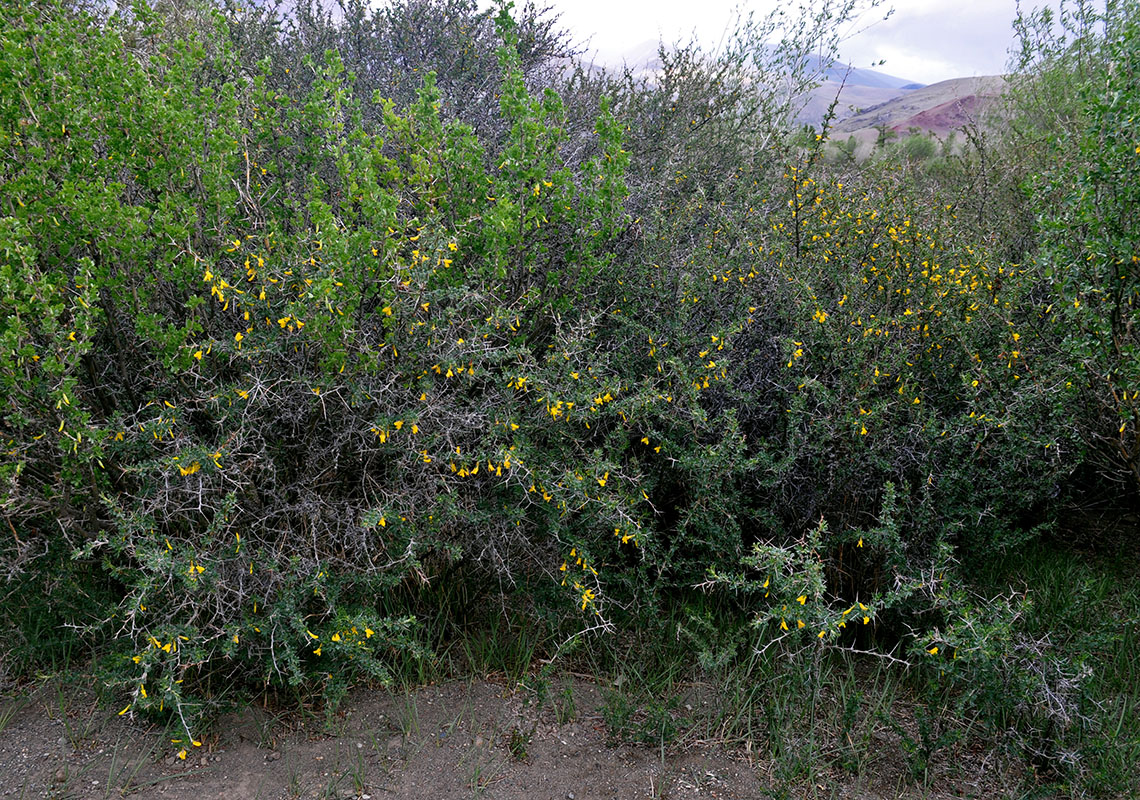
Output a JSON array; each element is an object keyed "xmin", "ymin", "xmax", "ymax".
[
  {"xmin": 1, "ymin": 1, "xmax": 1136, "ymax": 789},
  {"xmin": 1015, "ymin": 0, "xmax": 1140, "ymax": 492},
  {"xmin": 0, "ymin": 0, "xmax": 642, "ymax": 743}
]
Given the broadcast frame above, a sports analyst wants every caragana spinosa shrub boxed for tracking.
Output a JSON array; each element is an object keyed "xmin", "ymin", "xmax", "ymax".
[
  {"xmin": 2, "ymin": 0, "xmax": 1133, "ymax": 781},
  {"xmin": 764, "ymin": 156, "xmax": 1079, "ymax": 555},
  {"xmin": 0, "ymin": 0, "xmax": 676, "ymax": 746}
]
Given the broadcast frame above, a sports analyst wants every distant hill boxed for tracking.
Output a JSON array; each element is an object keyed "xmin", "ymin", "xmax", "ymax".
[
  {"xmin": 583, "ymin": 41, "xmax": 926, "ymax": 128},
  {"xmin": 830, "ymin": 75, "xmax": 1006, "ymax": 137},
  {"xmin": 795, "ymin": 80, "xmax": 917, "ymax": 127},
  {"xmin": 804, "ymin": 54, "xmax": 917, "ymax": 91},
  {"xmin": 586, "ymin": 40, "xmax": 919, "ymax": 90},
  {"xmin": 792, "ymin": 55, "xmax": 925, "ymax": 126}
]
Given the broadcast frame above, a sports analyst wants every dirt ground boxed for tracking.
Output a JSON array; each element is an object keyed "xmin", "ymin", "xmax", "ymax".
[{"xmin": 1, "ymin": 676, "xmax": 1040, "ymax": 800}]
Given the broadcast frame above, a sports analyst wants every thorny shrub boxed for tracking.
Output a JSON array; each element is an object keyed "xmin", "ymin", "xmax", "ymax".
[{"xmin": 0, "ymin": 0, "xmax": 1134, "ymax": 781}]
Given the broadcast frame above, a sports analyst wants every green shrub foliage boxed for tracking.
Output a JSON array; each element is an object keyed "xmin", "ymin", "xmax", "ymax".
[
  {"xmin": 1, "ymin": 0, "xmax": 1136, "ymax": 778},
  {"xmin": 0, "ymin": 0, "xmax": 641, "ymax": 737}
]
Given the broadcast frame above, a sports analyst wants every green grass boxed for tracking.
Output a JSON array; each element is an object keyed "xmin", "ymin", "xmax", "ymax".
[
  {"xmin": 0, "ymin": 692, "xmax": 31, "ymax": 737},
  {"xmin": 972, "ymin": 538, "xmax": 1140, "ymax": 797}
]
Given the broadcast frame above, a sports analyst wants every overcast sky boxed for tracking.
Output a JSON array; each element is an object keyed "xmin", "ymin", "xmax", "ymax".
[{"xmin": 505, "ymin": 0, "xmax": 1030, "ymax": 86}]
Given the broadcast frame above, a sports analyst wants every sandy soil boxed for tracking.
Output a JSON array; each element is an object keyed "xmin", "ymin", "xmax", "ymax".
[{"xmin": 1, "ymin": 676, "xmax": 1040, "ymax": 800}]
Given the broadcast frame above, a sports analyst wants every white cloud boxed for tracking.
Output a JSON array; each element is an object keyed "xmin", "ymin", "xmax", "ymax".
[
  {"xmin": 481, "ymin": 0, "xmax": 1029, "ymax": 85},
  {"xmin": 840, "ymin": 0, "xmax": 1023, "ymax": 83}
]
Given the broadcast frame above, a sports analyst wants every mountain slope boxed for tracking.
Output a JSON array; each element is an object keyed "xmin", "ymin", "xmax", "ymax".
[{"xmin": 830, "ymin": 75, "xmax": 1006, "ymax": 136}]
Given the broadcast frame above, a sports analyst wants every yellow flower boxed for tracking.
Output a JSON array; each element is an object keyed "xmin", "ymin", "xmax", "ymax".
[
  {"xmin": 797, "ymin": 595, "xmax": 807, "ymax": 605},
  {"xmin": 927, "ymin": 646, "xmax": 939, "ymax": 655}
]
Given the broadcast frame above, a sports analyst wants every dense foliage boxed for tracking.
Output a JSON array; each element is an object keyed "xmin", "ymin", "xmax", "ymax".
[{"xmin": 1, "ymin": 0, "xmax": 1136, "ymax": 789}]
